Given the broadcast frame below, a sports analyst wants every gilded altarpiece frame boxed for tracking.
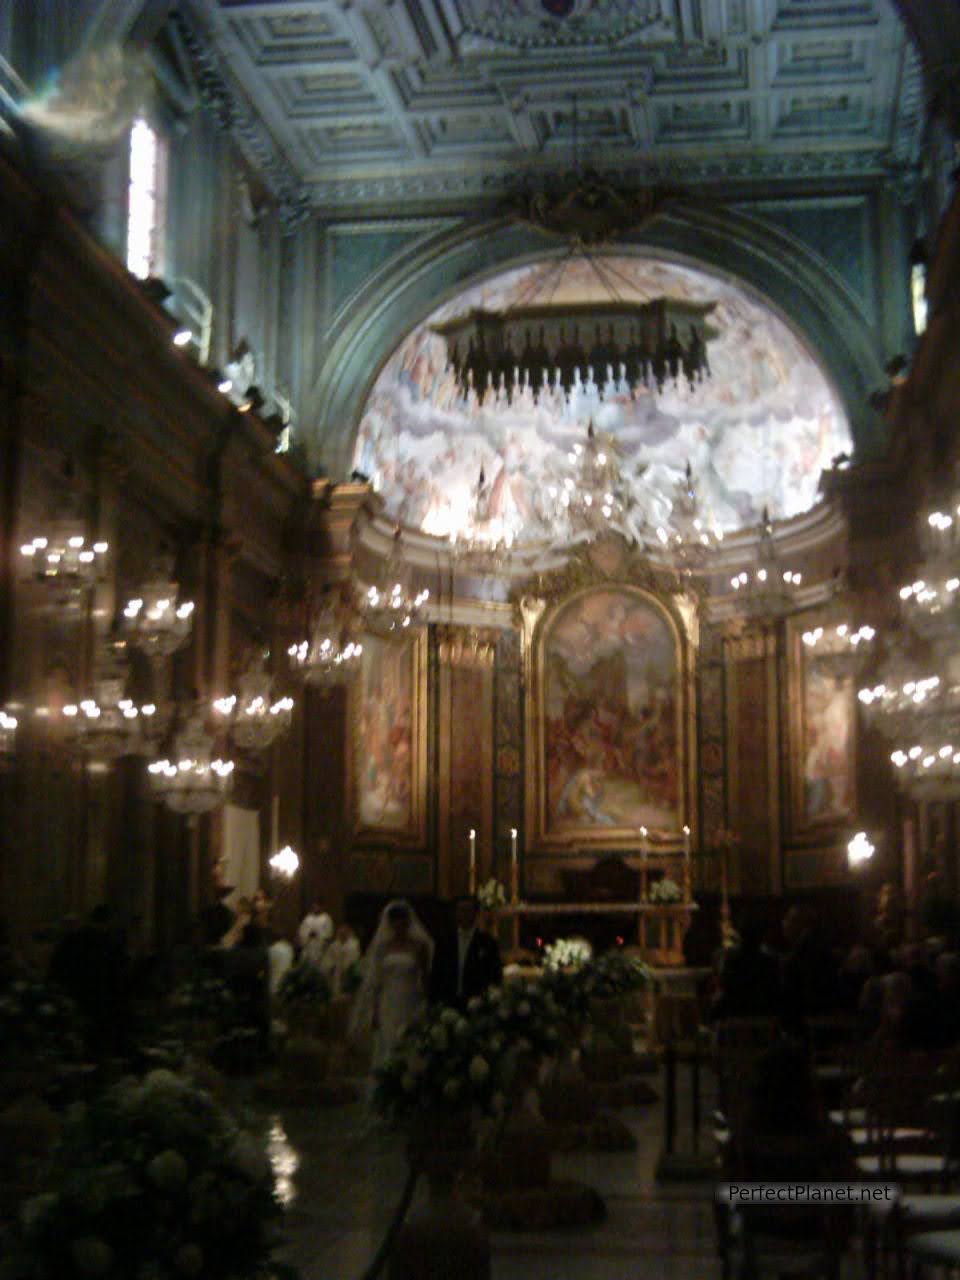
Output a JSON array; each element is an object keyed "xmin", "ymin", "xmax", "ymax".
[
  {"xmin": 786, "ymin": 613, "xmax": 857, "ymax": 843},
  {"xmin": 349, "ymin": 630, "xmax": 428, "ymax": 849},
  {"xmin": 521, "ymin": 556, "xmax": 698, "ymax": 854}
]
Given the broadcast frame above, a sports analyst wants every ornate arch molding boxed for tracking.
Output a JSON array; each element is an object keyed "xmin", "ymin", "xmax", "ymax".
[
  {"xmin": 305, "ymin": 202, "xmax": 886, "ymax": 478},
  {"xmin": 892, "ymin": 0, "xmax": 960, "ymax": 136}
]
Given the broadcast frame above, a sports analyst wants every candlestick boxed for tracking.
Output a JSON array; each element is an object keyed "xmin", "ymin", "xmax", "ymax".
[
  {"xmin": 469, "ymin": 828, "xmax": 477, "ymax": 894},
  {"xmin": 638, "ymin": 827, "xmax": 648, "ymax": 903},
  {"xmin": 683, "ymin": 825, "xmax": 691, "ymax": 859},
  {"xmin": 510, "ymin": 827, "xmax": 518, "ymax": 904}
]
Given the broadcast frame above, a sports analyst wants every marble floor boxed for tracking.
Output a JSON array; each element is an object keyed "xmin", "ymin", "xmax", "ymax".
[{"xmin": 243, "ymin": 1066, "xmax": 867, "ymax": 1280}]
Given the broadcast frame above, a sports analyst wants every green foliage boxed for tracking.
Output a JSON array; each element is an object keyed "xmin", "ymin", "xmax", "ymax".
[
  {"xmin": 276, "ymin": 963, "xmax": 330, "ymax": 1008},
  {"xmin": 0, "ymin": 974, "xmax": 83, "ymax": 1063},
  {"xmin": 169, "ymin": 975, "xmax": 237, "ymax": 1028},
  {"xmin": 1, "ymin": 1070, "xmax": 297, "ymax": 1280}
]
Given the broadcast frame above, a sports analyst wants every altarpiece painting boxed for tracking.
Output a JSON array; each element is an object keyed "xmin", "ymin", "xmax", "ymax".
[
  {"xmin": 788, "ymin": 617, "xmax": 856, "ymax": 837},
  {"xmin": 352, "ymin": 631, "xmax": 427, "ymax": 847},
  {"xmin": 526, "ymin": 585, "xmax": 687, "ymax": 850}
]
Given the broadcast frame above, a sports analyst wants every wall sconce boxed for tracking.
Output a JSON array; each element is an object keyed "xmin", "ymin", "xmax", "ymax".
[{"xmin": 847, "ymin": 831, "xmax": 875, "ymax": 869}]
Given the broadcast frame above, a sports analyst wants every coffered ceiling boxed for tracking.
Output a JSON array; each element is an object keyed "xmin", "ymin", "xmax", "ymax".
[{"xmin": 174, "ymin": 0, "xmax": 923, "ymax": 215}]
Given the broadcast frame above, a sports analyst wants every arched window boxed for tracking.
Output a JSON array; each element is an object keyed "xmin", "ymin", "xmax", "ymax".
[{"xmin": 126, "ymin": 117, "xmax": 166, "ymax": 280}]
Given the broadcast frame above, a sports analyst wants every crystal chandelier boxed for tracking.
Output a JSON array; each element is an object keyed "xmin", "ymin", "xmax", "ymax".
[
  {"xmin": 561, "ymin": 421, "xmax": 642, "ymax": 544},
  {"xmin": 857, "ymin": 497, "xmax": 960, "ymax": 798},
  {"xmin": 896, "ymin": 505, "xmax": 960, "ymax": 641},
  {"xmin": 212, "ymin": 653, "xmax": 294, "ymax": 750},
  {"xmin": 61, "ymin": 642, "xmax": 159, "ymax": 761},
  {"xmin": 801, "ymin": 619, "xmax": 875, "ymax": 677},
  {"xmin": 19, "ymin": 522, "xmax": 108, "ymax": 594},
  {"xmin": 122, "ymin": 555, "xmax": 195, "ymax": 659},
  {"xmin": 288, "ymin": 589, "xmax": 363, "ymax": 687},
  {"xmin": 730, "ymin": 508, "xmax": 802, "ymax": 620},
  {"xmin": 357, "ymin": 529, "xmax": 430, "ymax": 635},
  {"xmin": 447, "ymin": 466, "xmax": 517, "ymax": 574},
  {"xmin": 147, "ymin": 713, "xmax": 235, "ymax": 815},
  {"xmin": 654, "ymin": 461, "xmax": 724, "ymax": 574}
]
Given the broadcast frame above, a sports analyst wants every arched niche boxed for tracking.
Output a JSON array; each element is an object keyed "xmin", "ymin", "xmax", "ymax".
[{"xmin": 305, "ymin": 201, "xmax": 886, "ymax": 480}]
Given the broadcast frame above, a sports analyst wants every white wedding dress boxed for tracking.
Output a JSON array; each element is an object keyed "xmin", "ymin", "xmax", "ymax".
[{"xmin": 372, "ymin": 947, "xmax": 426, "ymax": 1071}]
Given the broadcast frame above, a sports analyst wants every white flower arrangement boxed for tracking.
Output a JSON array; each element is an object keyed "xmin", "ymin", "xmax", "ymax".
[
  {"xmin": 5, "ymin": 1069, "xmax": 299, "ymax": 1280},
  {"xmin": 649, "ymin": 876, "xmax": 684, "ymax": 904},
  {"xmin": 477, "ymin": 877, "xmax": 507, "ymax": 911},
  {"xmin": 542, "ymin": 936, "xmax": 593, "ymax": 972}
]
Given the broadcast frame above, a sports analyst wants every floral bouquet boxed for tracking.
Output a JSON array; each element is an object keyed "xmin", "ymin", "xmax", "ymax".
[
  {"xmin": 469, "ymin": 980, "xmax": 573, "ymax": 1065},
  {"xmin": 477, "ymin": 878, "xmax": 507, "ymax": 912},
  {"xmin": 542, "ymin": 936, "xmax": 593, "ymax": 973},
  {"xmin": 0, "ymin": 974, "xmax": 83, "ymax": 1064},
  {"xmin": 1, "ymin": 1069, "xmax": 300, "ymax": 1280},
  {"xmin": 276, "ymin": 963, "xmax": 330, "ymax": 1009},
  {"xmin": 373, "ymin": 1005, "xmax": 513, "ymax": 1124},
  {"xmin": 584, "ymin": 951, "xmax": 649, "ymax": 998},
  {"xmin": 649, "ymin": 876, "xmax": 683, "ymax": 904}
]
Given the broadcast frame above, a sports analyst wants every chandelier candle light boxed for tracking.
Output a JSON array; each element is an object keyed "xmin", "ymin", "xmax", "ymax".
[
  {"xmin": 123, "ymin": 556, "xmax": 194, "ymax": 659},
  {"xmin": 20, "ymin": 528, "xmax": 108, "ymax": 588},
  {"xmin": 147, "ymin": 714, "xmax": 234, "ymax": 816},
  {"xmin": 357, "ymin": 529, "xmax": 429, "ymax": 635},
  {"xmin": 212, "ymin": 655, "xmax": 293, "ymax": 751},
  {"xmin": 730, "ymin": 508, "xmax": 802, "ymax": 619}
]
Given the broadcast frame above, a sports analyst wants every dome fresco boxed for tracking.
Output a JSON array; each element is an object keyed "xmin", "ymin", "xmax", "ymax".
[{"xmin": 352, "ymin": 256, "xmax": 853, "ymax": 546}]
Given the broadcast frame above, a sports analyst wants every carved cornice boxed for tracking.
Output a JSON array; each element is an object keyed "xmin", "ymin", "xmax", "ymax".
[
  {"xmin": 170, "ymin": 7, "xmax": 311, "ymax": 233},
  {"xmin": 505, "ymin": 177, "xmax": 676, "ymax": 245},
  {"xmin": 509, "ymin": 533, "xmax": 704, "ymax": 620},
  {"xmin": 435, "ymin": 625, "xmax": 499, "ymax": 668},
  {"xmin": 305, "ymin": 151, "xmax": 896, "ymax": 211}
]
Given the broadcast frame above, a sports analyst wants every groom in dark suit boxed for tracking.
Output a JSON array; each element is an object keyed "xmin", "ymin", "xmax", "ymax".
[{"xmin": 430, "ymin": 896, "xmax": 503, "ymax": 1010}]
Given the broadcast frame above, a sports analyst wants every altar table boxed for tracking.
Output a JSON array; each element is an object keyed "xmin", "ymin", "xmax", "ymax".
[{"xmin": 499, "ymin": 901, "xmax": 697, "ymax": 966}]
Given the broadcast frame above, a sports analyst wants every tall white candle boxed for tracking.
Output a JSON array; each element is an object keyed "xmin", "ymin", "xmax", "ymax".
[
  {"xmin": 510, "ymin": 827, "xmax": 518, "ymax": 868},
  {"xmin": 469, "ymin": 828, "xmax": 477, "ymax": 893},
  {"xmin": 683, "ymin": 825, "xmax": 691, "ymax": 859},
  {"xmin": 639, "ymin": 826, "xmax": 648, "ymax": 857}
]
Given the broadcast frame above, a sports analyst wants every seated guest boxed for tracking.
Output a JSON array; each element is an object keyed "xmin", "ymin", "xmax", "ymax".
[
  {"xmin": 934, "ymin": 953, "xmax": 960, "ymax": 1047},
  {"xmin": 711, "ymin": 914, "xmax": 779, "ymax": 1020},
  {"xmin": 780, "ymin": 904, "xmax": 837, "ymax": 1029},
  {"xmin": 726, "ymin": 1043, "xmax": 854, "ymax": 1248},
  {"xmin": 836, "ymin": 944, "xmax": 874, "ymax": 1015}
]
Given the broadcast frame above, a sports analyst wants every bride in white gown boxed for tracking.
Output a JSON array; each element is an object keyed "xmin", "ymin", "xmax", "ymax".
[{"xmin": 350, "ymin": 899, "xmax": 433, "ymax": 1074}]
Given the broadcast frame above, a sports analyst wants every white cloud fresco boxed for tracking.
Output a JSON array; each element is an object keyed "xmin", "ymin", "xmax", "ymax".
[{"xmin": 353, "ymin": 256, "xmax": 852, "ymax": 547}]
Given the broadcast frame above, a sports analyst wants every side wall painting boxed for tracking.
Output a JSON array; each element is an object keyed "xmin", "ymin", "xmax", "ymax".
[
  {"xmin": 351, "ymin": 630, "xmax": 427, "ymax": 848},
  {"xmin": 528, "ymin": 585, "xmax": 686, "ymax": 849},
  {"xmin": 788, "ymin": 619, "xmax": 856, "ymax": 838}
]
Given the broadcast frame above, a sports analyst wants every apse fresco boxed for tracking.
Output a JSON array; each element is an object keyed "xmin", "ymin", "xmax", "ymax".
[
  {"xmin": 543, "ymin": 589, "xmax": 680, "ymax": 833},
  {"xmin": 353, "ymin": 256, "xmax": 852, "ymax": 542}
]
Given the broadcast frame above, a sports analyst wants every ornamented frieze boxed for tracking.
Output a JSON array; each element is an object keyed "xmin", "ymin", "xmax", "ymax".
[{"xmin": 435, "ymin": 625, "xmax": 499, "ymax": 668}]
